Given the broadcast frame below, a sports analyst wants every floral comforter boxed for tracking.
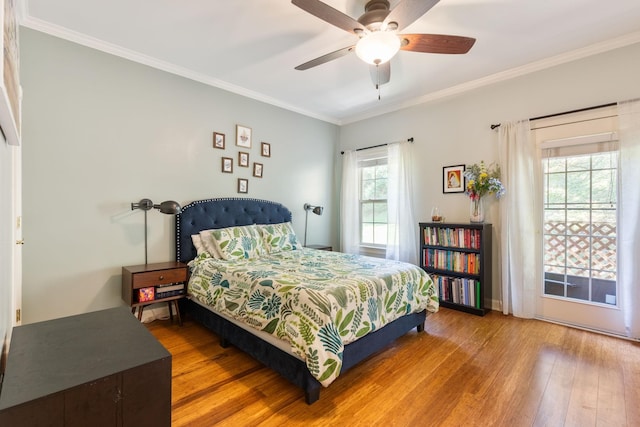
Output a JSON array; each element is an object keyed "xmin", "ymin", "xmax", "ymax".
[{"xmin": 188, "ymin": 248, "xmax": 438, "ymax": 387}]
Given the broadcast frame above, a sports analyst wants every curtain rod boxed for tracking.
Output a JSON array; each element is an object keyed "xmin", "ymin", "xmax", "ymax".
[
  {"xmin": 489, "ymin": 102, "xmax": 617, "ymax": 130},
  {"xmin": 340, "ymin": 137, "xmax": 413, "ymax": 155}
]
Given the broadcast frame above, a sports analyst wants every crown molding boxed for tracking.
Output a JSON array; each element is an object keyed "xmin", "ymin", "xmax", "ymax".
[
  {"xmin": 339, "ymin": 31, "xmax": 640, "ymax": 125},
  {"xmin": 20, "ymin": 16, "xmax": 341, "ymax": 125}
]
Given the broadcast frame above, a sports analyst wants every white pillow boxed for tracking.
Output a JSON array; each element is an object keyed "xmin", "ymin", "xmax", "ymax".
[
  {"xmin": 198, "ymin": 230, "xmax": 222, "ymax": 259},
  {"xmin": 191, "ymin": 234, "xmax": 209, "ymax": 256}
]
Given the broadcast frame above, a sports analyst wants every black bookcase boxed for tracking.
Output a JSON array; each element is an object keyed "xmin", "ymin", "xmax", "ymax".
[{"xmin": 419, "ymin": 222, "xmax": 492, "ymax": 316}]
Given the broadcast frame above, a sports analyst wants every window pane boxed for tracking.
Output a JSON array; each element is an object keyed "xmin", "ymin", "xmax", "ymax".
[
  {"xmin": 547, "ymin": 173, "xmax": 565, "ymax": 203},
  {"xmin": 362, "ymin": 179, "xmax": 375, "ymax": 200},
  {"xmin": 566, "ymin": 155, "xmax": 590, "ymax": 171},
  {"xmin": 567, "ymin": 209, "xmax": 589, "ymax": 224},
  {"xmin": 591, "ymin": 169, "xmax": 616, "ymax": 204},
  {"xmin": 544, "ymin": 234, "xmax": 565, "ymax": 266},
  {"xmin": 374, "ymin": 202, "xmax": 387, "ymax": 223},
  {"xmin": 566, "ymin": 171, "xmax": 590, "ymax": 203},
  {"xmin": 592, "ymin": 209, "xmax": 616, "ymax": 228},
  {"xmin": 545, "ymin": 209, "xmax": 565, "ymax": 228},
  {"xmin": 376, "ymin": 165, "xmax": 388, "ymax": 179},
  {"xmin": 362, "ymin": 167, "xmax": 375, "ymax": 180},
  {"xmin": 592, "ymin": 152, "xmax": 614, "ymax": 169},
  {"xmin": 375, "ymin": 179, "xmax": 388, "ymax": 199},
  {"xmin": 547, "ymin": 158, "xmax": 566, "ymax": 173},
  {"xmin": 362, "ymin": 202, "xmax": 373, "ymax": 222},
  {"xmin": 373, "ymin": 224, "xmax": 387, "ymax": 245},
  {"xmin": 362, "ymin": 223, "xmax": 373, "ymax": 244}
]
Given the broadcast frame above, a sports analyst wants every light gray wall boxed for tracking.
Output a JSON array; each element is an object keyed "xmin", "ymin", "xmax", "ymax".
[
  {"xmin": 20, "ymin": 28, "xmax": 339, "ymax": 324},
  {"xmin": 338, "ymin": 42, "xmax": 640, "ymax": 307}
]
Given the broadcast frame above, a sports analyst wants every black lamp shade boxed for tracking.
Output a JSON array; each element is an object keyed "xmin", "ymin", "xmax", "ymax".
[{"xmin": 155, "ymin": 200, "xmax": 181, "ymax": 214}]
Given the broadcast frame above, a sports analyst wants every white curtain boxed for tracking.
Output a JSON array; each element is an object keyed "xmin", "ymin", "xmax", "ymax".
[
  {"xmin": 340, "ymin": 150, "xmax": 360, "ymax": 254},
  {"xmin": 618, "ymin": 99, "xmax": 640, "ymax": 339},
  {"xmin": 498, "ymin": 120, "xmax": 540, "ymax": 318},
  {"xmin": 386, "ymin": 141, "xmax": 418, "ymax": 264}
]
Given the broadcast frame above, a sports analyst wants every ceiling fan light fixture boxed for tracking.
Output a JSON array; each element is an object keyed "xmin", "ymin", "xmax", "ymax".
[{"xmin": 355, "ymin": 31, "xmax": 400, "ymax": 65}]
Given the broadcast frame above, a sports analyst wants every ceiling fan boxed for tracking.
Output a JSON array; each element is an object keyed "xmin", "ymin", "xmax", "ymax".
[{"xmin": 292, "ymin": 0, "xmax": 475, "ymax": 89}]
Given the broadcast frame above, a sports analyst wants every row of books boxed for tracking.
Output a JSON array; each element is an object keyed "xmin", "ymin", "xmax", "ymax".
[
  {"xmin": 137, "ymin": 283, "xmax": 185, "ymax": 303},
  {"xmin": 423, "ymin": 226, "xmax": 482, "ymax": 249},
  {"xmin": 432, "ymin": 274, "xmax": 481, "ymax": 308},
  {"xmin": 422, "ymin": 249, "xmax": 480, "ymax": 275}
]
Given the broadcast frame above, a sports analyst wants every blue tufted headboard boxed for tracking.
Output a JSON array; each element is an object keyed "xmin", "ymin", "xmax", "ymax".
[{"xmin": 175, "ymin": 197, "xmax": 293, "ymax": 263}]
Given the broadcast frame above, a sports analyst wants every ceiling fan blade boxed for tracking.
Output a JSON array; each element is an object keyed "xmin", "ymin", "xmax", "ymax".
[
  {"xmin": 400, "ymin": 34, "xmax": 476, "ymax": 54},
  {"xmin": 370, "ymin": 62, "xmax": 390, "ymax": 87},
  {"xmin": 291, "ymin": 0, "xmax": 365, "ymax": 34},
  {"xmin": 295, "ymin": 46, "xmax": 355, "ymax": 70},
  {"xmin": 383, "ymin": 0, "xmax": 440, "ymax": 32}
]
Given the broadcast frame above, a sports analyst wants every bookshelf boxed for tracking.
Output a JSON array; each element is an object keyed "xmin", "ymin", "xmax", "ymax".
[{"xmin": 419, "ymin": 222, "xmax": 492, "ymax": 316}]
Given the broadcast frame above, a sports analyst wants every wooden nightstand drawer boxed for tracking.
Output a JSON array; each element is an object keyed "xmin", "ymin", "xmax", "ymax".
[{"xmin": 132, "ymin": 269, "xmax": 187, "ymax": 289}]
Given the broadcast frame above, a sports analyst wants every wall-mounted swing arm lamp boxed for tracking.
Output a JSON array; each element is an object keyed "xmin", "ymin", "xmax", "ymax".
[
  {"xmin": 303, "ymin": 203, "xmax": 323, "ymax": 247},
  {"xmin": 131, "ymin": 198, "xmax": 181, "ymax": 264}
]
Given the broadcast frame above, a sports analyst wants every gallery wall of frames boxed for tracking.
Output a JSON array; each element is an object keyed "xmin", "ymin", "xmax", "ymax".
[{"xmin": 213, "ymin": 124, "xmax": 272, "ymax": 194}]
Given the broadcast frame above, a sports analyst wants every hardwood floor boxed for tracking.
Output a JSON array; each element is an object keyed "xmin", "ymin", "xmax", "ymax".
[{"xmin": 146, "ymin": 308, "xmax": 640, "ymax": 426}]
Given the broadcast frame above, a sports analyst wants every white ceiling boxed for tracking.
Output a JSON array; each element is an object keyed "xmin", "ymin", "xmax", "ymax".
[{"xmin": 20, "ymin": 0, "xmax": 640, "ymax": 124}]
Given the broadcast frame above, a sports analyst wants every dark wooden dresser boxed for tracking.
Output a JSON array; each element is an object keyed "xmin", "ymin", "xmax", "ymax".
[{"xmin": 0, "ymin": 307, "xmax": 171, "ymax": 426}]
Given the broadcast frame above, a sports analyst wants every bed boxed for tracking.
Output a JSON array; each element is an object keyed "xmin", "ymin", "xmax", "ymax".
[{"xmin": 176, "ymin": 197, "xmax": 438, "ymax": 403}]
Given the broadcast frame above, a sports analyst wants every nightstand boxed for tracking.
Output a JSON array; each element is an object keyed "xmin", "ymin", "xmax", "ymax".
[
  {"xmin": 305, "ymin": 244, "xmax": 333, "ymax": 251},
  {"xmin": 122, "ymin": 261, "xmax": 188, "ymax": 325}
]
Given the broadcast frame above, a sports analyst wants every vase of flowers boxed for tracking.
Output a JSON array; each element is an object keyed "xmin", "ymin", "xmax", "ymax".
[
  {"xmin": 469, "ymin": 196, "xmax": 484, "ymax": 223},
  {"xmin": 464, "ymin": 161, "xmax": 506, "ymax": 223}
]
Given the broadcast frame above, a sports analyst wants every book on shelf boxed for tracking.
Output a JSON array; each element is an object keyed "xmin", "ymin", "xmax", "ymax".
[
  {"xmin": 431, "ymin": 274, "xmax": 480, "ymax": 308},
  {"xmin": 422, "ymin": 225, "xmax": 481, "ymax": 249},
  {"xmin": 138, "ymin": 287, "xmax": 155, "ymax": 302},
  {"xmin": 422, "ymin": 249, "xmax": 480, "ymax": 275},
  {"xmin": 155, "ymin": 283, "xmax": 185, "ymax": 299}
]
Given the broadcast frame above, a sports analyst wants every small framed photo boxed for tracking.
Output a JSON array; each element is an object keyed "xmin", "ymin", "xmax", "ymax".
[
  {"xmin": 253, "ymin": 162, "xmax": 263, "ymax": 178},
  {"xmin": 261, "ymin": 142, "xmax": 271, "ymax": 157},
  {"xmin": 221, "ymin": 157, "xmax": 233, "ymax": 173},
  {"xmin": 236, "ymin": 124, "xmax": 252, "ymax": 148},
  {"xmin": 213, "ymin": 132, "xmax": 225, "ymax": 149},
  {"xmin": 237, "ymin": 178, "xmax": 248, "ymax": 194},
  {"xmin": 443, "ymin": 165, "xmax": 465, "ymax": 193},
  {"xmin": 238, "ymin": 151, "xmax": 249, "ymax": 167}
]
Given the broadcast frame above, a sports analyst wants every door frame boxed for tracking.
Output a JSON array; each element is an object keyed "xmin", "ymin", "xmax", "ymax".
[{"xmin": 532, "ymin": 105, "xmax": 625, "ymax": 335}]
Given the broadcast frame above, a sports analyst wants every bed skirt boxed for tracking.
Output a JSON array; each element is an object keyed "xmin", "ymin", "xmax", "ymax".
[{"xmin": 180, "ymin": 298, "xmax": 426, "ymax": 404}]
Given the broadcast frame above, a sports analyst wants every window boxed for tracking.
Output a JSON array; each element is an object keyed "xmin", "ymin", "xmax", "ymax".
[
  {"xmin": 359, "ymin": 151, "xmax": 388, "ymax": 246},
  {"xmin": 542, "ymin": 146, "xmax": 618, "ymax": 305}
]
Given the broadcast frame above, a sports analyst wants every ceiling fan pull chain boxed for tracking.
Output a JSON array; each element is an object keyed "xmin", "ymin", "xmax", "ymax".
[{"xmin": 376, "ymin": 63, "xmax": 381, "ymax": 100}]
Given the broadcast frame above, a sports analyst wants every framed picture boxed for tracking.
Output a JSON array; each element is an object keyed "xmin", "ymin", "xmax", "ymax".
[
  {"xmin": 237, "ymin": 178, "xmax": 248, "ymax": 194},
  {"xmin": 238, "ymin": 151, "xmax": 249, "ymax": 167},
  {"xmin": 236, "ymin": 124, "xmax": 252, "ymax": 148},
  {"xmin": 443, "ymin": 165, "xmax": 465, "ymax": 193},
  {"xmin": 261, "ymin": 142, "xmax": 271, "ymax": 157},
  {"xmin": 253, "ymin": 162, "xmax": 263, "ymax": 178},
  {"xmin": 213, "ymin": 132, "xmax": 225, "ymax": 149},
  {"xmin": 221, "ymin": 157, "xmax": 233, "ymax": 173}
]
